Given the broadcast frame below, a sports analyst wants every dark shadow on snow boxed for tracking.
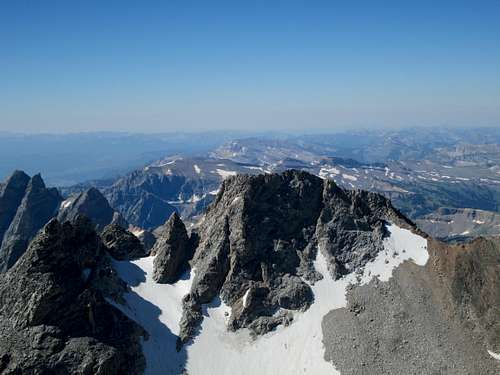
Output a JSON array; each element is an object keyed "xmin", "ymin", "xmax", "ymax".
[{"xmin": 113, "ymin": 261, "xmax": 188, "ymax": 375}]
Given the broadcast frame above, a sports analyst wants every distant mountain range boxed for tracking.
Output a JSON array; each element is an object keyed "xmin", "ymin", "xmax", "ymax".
[
  {"xmin": 0, "ymin": 131, "xmax": 258, "ymax": 186},
  {"xmin": 55, "ymin": 127, "xmax": 500, "ymax": 240}
]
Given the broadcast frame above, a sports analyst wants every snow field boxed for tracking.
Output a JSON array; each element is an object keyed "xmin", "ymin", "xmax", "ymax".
[{"xmin": 114, "ymin": 224, "xmax": 429, "ymax": 374}]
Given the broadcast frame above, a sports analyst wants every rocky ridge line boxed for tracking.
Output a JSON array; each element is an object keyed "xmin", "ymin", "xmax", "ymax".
[
  {"xmin": 177, "ymin": 170, "xmax": 414, "ymax": 346},
  {"xmin": 0, "ymin": 215, "xmax": 146, "ymax": 374}
]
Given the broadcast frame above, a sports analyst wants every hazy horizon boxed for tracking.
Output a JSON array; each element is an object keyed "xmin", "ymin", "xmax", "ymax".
[
  {"xmin": 1, "ymin": 124, "xmax": 498, "ymax": 136},
  {"xmin": 1, "ymin": 1, "xmax": 499, "ymax": 133}
]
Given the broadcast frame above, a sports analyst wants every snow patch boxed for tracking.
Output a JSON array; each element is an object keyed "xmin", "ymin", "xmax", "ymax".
[
  {"xmin": 189, "ymin": 194, "xmax": 204, "ymax": 203},
  {"xmin": 319, "ymin": 167, "xmax": 340, "ymax": 179},
  {"xmin": 130, "ymin": 228, "xmax": 145, "ymax": 238},
  {"xmin": 61, "ymin": 199, "xmax": 72, "ymax": 209},
  {"xmin": 342, "ymin": 174, "xmax": 358, "ymax": 181},
  {"xmin": 242, "ymin": 289, "xmax": 251, "ymax": 308},
  {"xmin": 216, "ymin": 169, "xmax": 238, "ymax": 179},
  {"xmin": 488, "ymin": 350, "xmax": 500, "ymax": 361},
  {"xmin": 193, "ymin": 164, "xmax": 202, "ymax": 174},
  {"xmin": 360, "ymin": 224, "xmax": 428, "ymax": 283},
  {"xmin": 245, "ymin": 166, "xmax": 266, "ymax": 172}
]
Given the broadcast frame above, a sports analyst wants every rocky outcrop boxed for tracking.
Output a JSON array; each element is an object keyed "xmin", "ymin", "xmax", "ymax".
[
  {"xmin": 101, "ymin": 224, "xmax": 147, "ymax": 260},
  {"xmin": 0, "ymin": 170, "xmax": 30, "ymax": 243},
  {"xmin": 322, "ymin": 236, "xmax": 500, "ymax": 374},
  {"xmin": 152, "ymin": 212, "xmax": 195, "ymax": 284},
  {"xmin": 58, "ymin": 187, "xmax": 118, "ymax": 231},
  {"xmin": 177, "ymin": 170, "xmax": 411, "ymax": 345},
  {"xmin": 0, "ymin": 174, "xmax": 62, "ymax": 272},
  {"xmin": 111, "ymin": 211, "xmax": 129, "ymax": 228},
  {"xmin": 316, "ymin": 183, "xmax": 414, "ymax": 279},
  {"xmin": 0, "ymin": 216, "xmax": 146, "ymax": 374}
]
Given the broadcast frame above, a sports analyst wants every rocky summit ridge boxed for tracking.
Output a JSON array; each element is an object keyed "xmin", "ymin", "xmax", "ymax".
[
  {"xmin": 0, "ymin": 215, "xmax": 146, "ymax": 374},
  {"xmin": 0, "ymin": 172, "xmax": 62, "ymax": 272},
  {"xmin": 177, "ymin": 170, "xmax": 415, "ymax": 345},
  {"xmin": 0, "ymin": 171, "xmax": 134, "ymax": 273}
]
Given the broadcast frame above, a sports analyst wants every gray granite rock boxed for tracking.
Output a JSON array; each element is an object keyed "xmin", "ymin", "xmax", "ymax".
[
  {"xmin": 0, "ymin": 174, "xmax": 62, "ymax": 272},
  {"xmin": 58, "ymin": 187, "xmax": 118, "ymax": 231},
  {"xmin": 0, "ymin": 170, "xmax": 30, "ymax": 244},
  {"xmin": 0, "ymin": 216, "xmax": 146, "ymax": 374},
  {"xmin": 101, "ymin": 224, "xmax": 147, "ymax": 260},
  {"xmin": 177, "ymin": 170, "xmax": 416, "ymax": 345},
  {"xmin": 152, "ymin": 212, "xmax": 194, "ymax": 284}
]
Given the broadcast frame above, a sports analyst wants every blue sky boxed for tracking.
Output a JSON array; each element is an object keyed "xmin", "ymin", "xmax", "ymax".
[{"xmin": 1, "ymin": 0, "xmax": 499, "ymax": 133}]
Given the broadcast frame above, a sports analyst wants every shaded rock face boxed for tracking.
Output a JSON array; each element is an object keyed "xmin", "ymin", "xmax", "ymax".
[
  {"xmin": 0, "ymin": 216, "xmax": 145, "ymax": 375},
  {"xmin": 101, "ymin": 224, "xmax": 147, "ymax": 261},
  {"xmin": 0, "ymin": 170, "xmax": 30, "ymax": 243},
  {"xmin": 105, "ymin": 171, "xmax": 181, "ymax": 230},
  {"xmin": 136, "ymin": 229, "xmax": 156, "ymax": 252},
  {"xmin": 152, "ymin": 212, "xmax": 195, "ymax": 284},
  {"xmin": 178, "ymin": 170, "xmax": 410, "ymax": 345},
  {"xmin": 111, "ymin": 210, "xmax": 129, "ymax": 228},
  {"xmin": 317, "ymin": 184, "xmax": 413, "ymax": 278},
  {"xmin": 58, "ymin": 187, "xmax": 117, "ymax": 231},
  {"xmin": 322, "ymin": 237, "xmax": 500, "ymax": 375},
  {"xmin": 0, "ymin": 174, "xmax": 62, "ymax": 272}
]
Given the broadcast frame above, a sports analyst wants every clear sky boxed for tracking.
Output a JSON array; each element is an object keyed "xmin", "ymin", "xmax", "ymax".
[{"xmin": 1, "ymin": 0, "xmax": 499, "ymax": 133}]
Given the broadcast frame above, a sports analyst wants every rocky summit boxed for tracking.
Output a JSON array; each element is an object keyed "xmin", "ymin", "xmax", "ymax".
[
  {"xmin": 0, "ymin": 173, "xmax": 62, "ymax": 272},
  {"xmin": 0, "ymin": 170, "xmax": 30, "ymax": 243},
  {"xmin": 178, "ymin": 170, "xmax": 414, "ymax": 345},
  {"xmin": 58, "ymin": 187, "xmax": 118, "ymax": 231},
  {"xmin": 0, "ymin": 171, "xmax": 132, "ymax": 273},
  {"xmin": 152, "ymin": 212, "xmax": 196, "ymax": 284},
  {"xmin": 0, "ymin": 216, "xmax": 145, "ymax": 374},
  {"xmin": 101, "ymin": 223, "xmax": 148, "ymax": 260}
]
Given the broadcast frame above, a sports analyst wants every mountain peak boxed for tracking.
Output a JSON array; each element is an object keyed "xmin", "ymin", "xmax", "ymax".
[
  {"xmin": 178, "ymin": 170, "xmax": 410, "ymax": 345},
  {"xmin": 0, "ymin": 172, "xmax": 61, "ymax": 272},
  {"xmin": 58, "ymin": 187, "xmax": 117, "ymax": 231},
  {"xmin": 0, "ymin": 216, "xmax": 146, "ymax": 374}
]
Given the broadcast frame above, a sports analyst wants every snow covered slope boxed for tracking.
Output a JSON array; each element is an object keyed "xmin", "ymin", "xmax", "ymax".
[
  {"xmin": 113, "ymin": 224, "xmax": 428, "ymax": 375},
  {"xmin": 113, "ymin": 258, "xmax": 194, "ymax": 374}
]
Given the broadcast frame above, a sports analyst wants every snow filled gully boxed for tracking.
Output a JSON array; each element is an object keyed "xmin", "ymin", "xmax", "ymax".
[{"xmin": 113, "ymin": 224, "xmax": 429, "ymax": 375}]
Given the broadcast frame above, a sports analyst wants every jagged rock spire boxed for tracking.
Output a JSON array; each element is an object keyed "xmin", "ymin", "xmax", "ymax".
[
  {"xmin": 152, "ymin": 212, "xmax": 195, "ymax": 284},
  {"xmin": 0, "ymin": 172, "xmax": 61, "ymax": 272}
]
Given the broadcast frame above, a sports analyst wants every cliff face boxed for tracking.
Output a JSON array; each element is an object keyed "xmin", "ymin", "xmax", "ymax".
[
  {"xmin": 152, "ymin": 212, "xmax": 196, "ymax": 284},
  {"xmin": 0, "ymin": 170, "xmax": 30, "ymax": 243},
  {"xmin": 178, "ymin": 170, "xmax": 413, "ymax": 344},
  {"xmin": 0, "ymin": 216, "xmax": 146, "ymax": 374},
  {"xmin": 105, "ymin": 171, "xmax": 180, "ymax": 230},
  {"xmin": 0, "ymin": 174, "xmax": 62, "ymax": 272}
]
